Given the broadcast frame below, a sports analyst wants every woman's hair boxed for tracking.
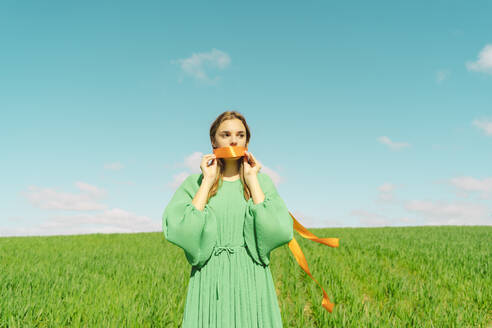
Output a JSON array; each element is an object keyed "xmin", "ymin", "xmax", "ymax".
[{"xmin": 205, "ymin": 110, "xmax": 252, "ymax": 203}]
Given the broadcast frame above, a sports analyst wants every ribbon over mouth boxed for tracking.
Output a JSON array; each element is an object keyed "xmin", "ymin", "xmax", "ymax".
[
  {"xmin": 211, "ymin": 145, "xmax": 340, "ymax": 313},
  {"xmin": 213, "ymin": 145, "xmax": 248, "ymax": 159}
]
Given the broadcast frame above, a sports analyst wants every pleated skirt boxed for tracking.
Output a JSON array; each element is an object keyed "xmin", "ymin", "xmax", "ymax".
[{"xmin": 181, "ymin": 244, "xmax": 284, "ymax": 328}]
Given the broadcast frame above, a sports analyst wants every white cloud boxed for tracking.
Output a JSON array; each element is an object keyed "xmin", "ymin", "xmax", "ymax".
[
  {"xmin": 184, "ymin": 152, "xmax": 204, "ymax": 173},
  {"xmin": 350, "ymin": 209, "xmax": 394, "ymax": 227},
  {"xmin": 172, "ymin": 48, "xmax": 231, "ymax": 83},
  {"xmin": 404, "ymin": 199, "xmax": 491, "ymax": 225},
  {"xmin": 261, "ymin": 166, "xmax": 284, "ymax": 186},
  {"xmin": 352, "ymin": 177, "xmax": 492, "ymax": 227},
  {"xmin": 41, "ymin": 208, "xmax": 157, "ymax": 230},
  {"xmin": 22, "ymin": 182, "xmax": 107, "ymax": 211},
  {"xmin": 466, "ymin": 44, "xmax": 492, "ymax": 75},
  {"xmin": 7, "ymin": 216, "xmax": 24, "ymax": 223},
  {"xmin": 436, "ymin": 69, "xmax": 450, "ymax": 83},
  {"xmin": 379, "ymin": 183, "xmax": 395, "ymax": 193},
  {"xmin": 2, "ymin": 182, "xmax": 160, "ymax": 237},
  {"xmin": 448, "ymin": 176, "xmax": 492, "ymax": 199},
  {"xmin": 75, "ymin": 181, "xmax": 106, "ymax": 197},
  {"xmin": 472, "ymin": 117, "xmax": 492, "ymax": 136},
  {"xmin": 378, "ymin": 182, "xmax": 397, "ymax": 202},
  {"xmin": 166, "ymin": 151, "xmax": 203, "ymax": 189},
  {"xmin": 377, "ymin": 136, "xmax": 411, "ymax": 150},
  {"xmin": 168, "ymin": 171, "xmax": 191, "ymax": 190},
  {"xmin": 104, "ymin": 162, "xmax": 124, "ymax": 170},
  {"xmin": 0, "ymin": 209, "xmax": 160, "ymax": 237}
]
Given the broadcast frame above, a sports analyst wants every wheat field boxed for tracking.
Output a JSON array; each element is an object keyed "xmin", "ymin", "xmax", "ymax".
[{"xmin": 0, "ymin": 225, "xmax": 490, "ymax": 327}]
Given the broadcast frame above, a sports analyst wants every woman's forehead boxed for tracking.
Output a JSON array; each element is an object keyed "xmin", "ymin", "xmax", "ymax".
[{"xmin": 218, "ymin": 119, "xmax": 245, "ymax": 132}]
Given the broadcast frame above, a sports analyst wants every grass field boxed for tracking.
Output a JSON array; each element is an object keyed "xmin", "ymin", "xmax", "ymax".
[{"xmin": 0, "ymin": 225, "xmax": 490, "ymax": 327}]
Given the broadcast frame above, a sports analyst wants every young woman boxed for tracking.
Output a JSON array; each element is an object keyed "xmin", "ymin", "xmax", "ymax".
[{"xmin": 162, "ymin": 111, "xmax": 294, "ymax": 327}]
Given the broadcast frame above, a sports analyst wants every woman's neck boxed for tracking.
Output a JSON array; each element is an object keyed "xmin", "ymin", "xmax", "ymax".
[{"xmin": 223, "ymin": 160, "xmax": 240, "ymax": 178}]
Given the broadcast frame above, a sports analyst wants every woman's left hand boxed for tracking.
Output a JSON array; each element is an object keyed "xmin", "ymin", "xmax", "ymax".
[{"xmin": 243, "ymin": 151, "xmax": 262, "ymax": 178}]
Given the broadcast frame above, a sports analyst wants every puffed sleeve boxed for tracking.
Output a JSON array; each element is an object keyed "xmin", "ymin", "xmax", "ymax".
[
  {"xmin": 243, "ymin": 172, "xmax": 294, "ymax": 267},
  {"xmin": 162, "ymin": 174, "xmax": 217, "ymax": 269}
]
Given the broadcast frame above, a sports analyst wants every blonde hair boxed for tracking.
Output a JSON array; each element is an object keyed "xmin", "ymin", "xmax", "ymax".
[{"xmin": 205, "ymin": 110, "xmax": 252, "ymax": 203}]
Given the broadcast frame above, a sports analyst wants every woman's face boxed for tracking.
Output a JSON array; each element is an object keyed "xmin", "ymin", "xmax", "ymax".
[{"xmin": 213, "ymin": 118, "xmax": 248, "ymax": 149}]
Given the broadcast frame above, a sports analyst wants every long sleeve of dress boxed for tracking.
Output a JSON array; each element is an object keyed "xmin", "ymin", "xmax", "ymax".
[
  {"xmin": 243, "ymin": 172, "xmax": 294, "ymax": 267},
  {"xmin": 162, "ymin": 174, "xmax": 217, "ymax": 269}
]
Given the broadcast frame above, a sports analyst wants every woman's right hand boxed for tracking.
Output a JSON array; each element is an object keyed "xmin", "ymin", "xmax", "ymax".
[{"xmin": 200, "ymin": 153, "xmax": 218, "ymax": 185}]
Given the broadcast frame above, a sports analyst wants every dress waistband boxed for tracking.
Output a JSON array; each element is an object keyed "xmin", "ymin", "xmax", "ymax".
[
  {"xmin": 213, "ymin": 243, "xmax": 246, "ymax": 256},
  {"xmin": 213, "ymin": 243, "xmax": 247, "ymax": 301}
]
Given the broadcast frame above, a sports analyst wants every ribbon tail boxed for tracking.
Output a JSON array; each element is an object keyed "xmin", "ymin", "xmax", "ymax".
[
  {"xmin": 287, "ymin": 212, "xmax": 340, "ymax": 313},
  {"xmin": 290, "ymin": 212, "xmax": 340, "ymax": 248}
]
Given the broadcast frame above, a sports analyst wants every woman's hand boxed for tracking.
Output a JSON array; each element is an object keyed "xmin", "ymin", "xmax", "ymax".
[
  {"xmin": 200, "ymin": 153, "xmax": 218, "ymax": 185},
  {"xmin": 243, "ymin": 151, "xmax": 262, "ymax": 179}
]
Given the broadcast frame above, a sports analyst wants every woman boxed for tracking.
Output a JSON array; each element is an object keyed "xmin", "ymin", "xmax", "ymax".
[{"xmin": 162, "ymin": 110, "xmax": 294, "ymax": 327}]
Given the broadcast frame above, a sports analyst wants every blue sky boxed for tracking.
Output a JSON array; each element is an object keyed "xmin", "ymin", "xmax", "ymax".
[{"xmin": 1, "ymin": 0, "xmax": 491, "ymax": 237}]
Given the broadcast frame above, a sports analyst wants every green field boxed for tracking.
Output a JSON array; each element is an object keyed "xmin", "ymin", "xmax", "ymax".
[{"xmin": 0, "ymin": 226, "xmax": 490, "ymax": 327}]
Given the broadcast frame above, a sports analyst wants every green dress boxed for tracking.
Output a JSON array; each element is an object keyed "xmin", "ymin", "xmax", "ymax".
[{"xmin": 162, "ymin": 172, "xmax": 294, "ymax": 327}]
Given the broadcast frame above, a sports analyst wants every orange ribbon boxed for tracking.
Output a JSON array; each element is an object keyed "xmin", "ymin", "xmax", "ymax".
[{"xmin": 213, "ymin": 145, "xmax": 340, "ymax": 313}]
